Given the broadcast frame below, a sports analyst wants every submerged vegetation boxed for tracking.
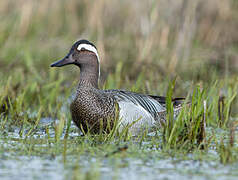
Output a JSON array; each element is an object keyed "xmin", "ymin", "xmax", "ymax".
[{"xmin": 0, "ymin": 0, "xmax": 238, "ymax": 179}]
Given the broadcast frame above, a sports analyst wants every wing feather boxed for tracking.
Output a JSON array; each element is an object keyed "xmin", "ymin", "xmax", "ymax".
[{"xmin": 104, "ymin": 90, "xmax": 167, "ymax": 120}]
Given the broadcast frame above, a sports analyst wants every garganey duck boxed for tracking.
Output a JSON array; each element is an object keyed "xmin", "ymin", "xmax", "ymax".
[{"xmin": 51, "ymin": 40, "xmax": 184, "ymax": 135}]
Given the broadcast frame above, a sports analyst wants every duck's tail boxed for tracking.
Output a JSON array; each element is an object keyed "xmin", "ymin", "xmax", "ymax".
[{"xmin": 148, "ymin": 95, "xmax": 185, "ymax": 108}]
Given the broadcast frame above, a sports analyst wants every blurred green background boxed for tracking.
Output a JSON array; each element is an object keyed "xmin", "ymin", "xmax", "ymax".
[
  {"xmin": 0, "ymin": 0, "xmax": 237, "ymax": 110},
  {"xmin": 1, "ymin": 2, "xmax": 238, "ymax": 179}
]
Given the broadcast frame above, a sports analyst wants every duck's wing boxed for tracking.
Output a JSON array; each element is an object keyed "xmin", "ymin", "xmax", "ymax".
[
  {"xmin": 104, "ymin": 89, "xmax": 185, "ymax": 118},
  {"xmin": 104, "ymin": 89, "xmax": 184, "ymax": 120}
]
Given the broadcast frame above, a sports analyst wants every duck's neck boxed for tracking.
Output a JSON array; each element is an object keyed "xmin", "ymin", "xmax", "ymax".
[{"xmin": 78, "ymin": 64, "xmax": 100, "ymax": 89}]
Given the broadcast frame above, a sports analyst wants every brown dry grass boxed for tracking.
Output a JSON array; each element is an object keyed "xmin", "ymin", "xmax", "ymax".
[{"xmin": 0, "ymin": 0, "xmax": 237, "ymax": 74}]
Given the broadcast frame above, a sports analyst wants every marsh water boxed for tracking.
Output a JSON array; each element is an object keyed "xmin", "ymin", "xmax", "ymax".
[{"xmin": 1, "ymin": 118, "xmax": 238, "ymax": 180}]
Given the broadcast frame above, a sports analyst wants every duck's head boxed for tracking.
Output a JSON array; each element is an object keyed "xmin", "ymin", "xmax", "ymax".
[{"xmin": 51, "ymin": 39, "xmax": 100, "ymax": 69}]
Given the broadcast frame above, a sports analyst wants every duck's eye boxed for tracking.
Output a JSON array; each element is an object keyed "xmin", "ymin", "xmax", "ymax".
[{"xmin": 76, "ymin": 47, "xmax": 86, "ymax": 52}]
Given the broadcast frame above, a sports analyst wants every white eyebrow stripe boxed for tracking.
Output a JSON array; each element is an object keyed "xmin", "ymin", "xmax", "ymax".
[{"xmin": 77, "ymin": 44, "xmax": 100, "ymax": 62}]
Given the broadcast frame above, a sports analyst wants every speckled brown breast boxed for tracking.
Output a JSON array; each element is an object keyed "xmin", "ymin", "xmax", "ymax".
[{"xmin": 70, "ymin": 86, "xmax": 117, "ymax": 134}]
